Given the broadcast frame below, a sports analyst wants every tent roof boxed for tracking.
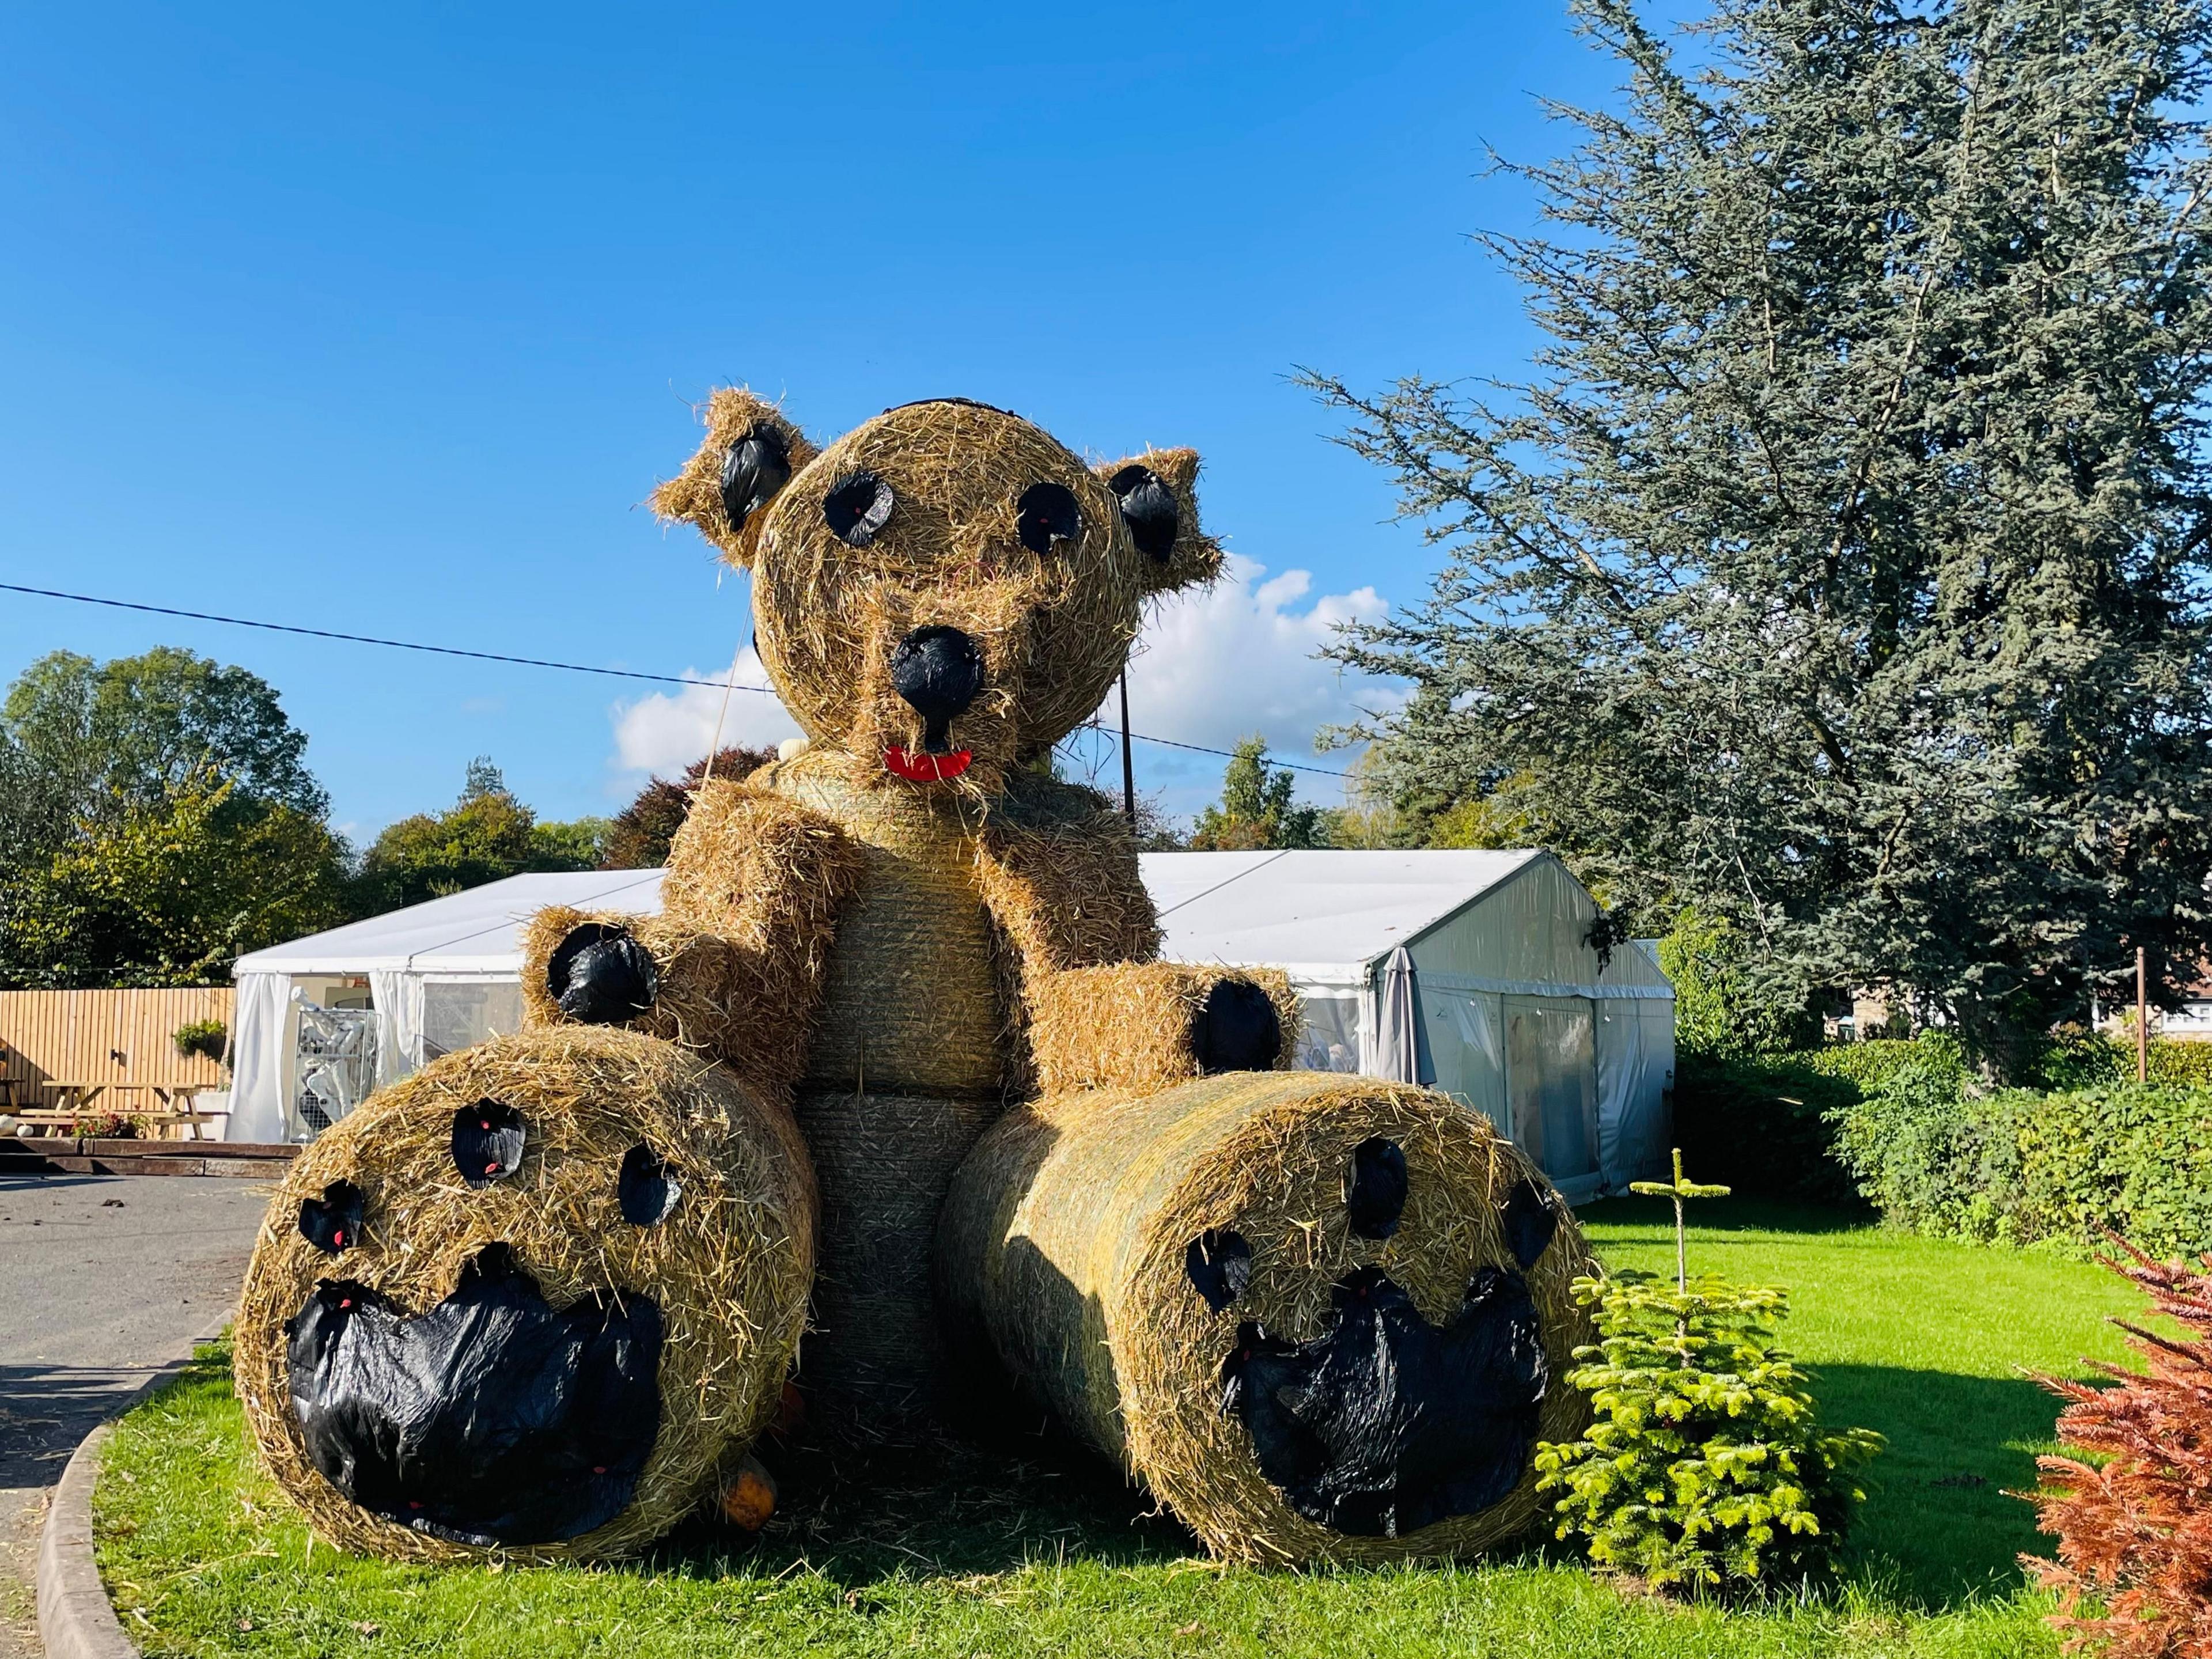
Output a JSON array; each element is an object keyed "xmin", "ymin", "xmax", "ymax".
[
  {"xmin": 232, "ymin": 850, "xmax": 1553, "ymax": 983},
  {"xmin": 1140, "ymin": 849, "xmax": 1545, "ymax": 979},
  {"xmin": 232, "ymin": 870, "xmax": 668, "ymax": 976}
]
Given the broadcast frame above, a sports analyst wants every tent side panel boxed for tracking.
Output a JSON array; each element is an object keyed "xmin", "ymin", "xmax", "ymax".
[{"xmin": 1594, "ymin": 997, "xmax": 1675, "ymax": 1189}]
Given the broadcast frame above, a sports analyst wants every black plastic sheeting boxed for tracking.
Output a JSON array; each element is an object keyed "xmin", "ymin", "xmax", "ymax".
[
  {"xmin": 1502, "ymin": 1176, "xmax": 1560, "ymax": 1270},
  {"xmin": 719, "ymin": 426, "xmax": 791, "ymax": 531},
  {"xmin": 1344, "ymin": 1138, "xmax": 1408, "ymax": 1240},
  {"xmin": 1192, "ymin": 978, "xmax": 1282, "ymax": 1074},
  {"xmin": 452, "ymin": 1102, "xmax": 525, "ymax": 1188},
  {"xmin": 1014, "ymin": 481, "xmax": 1082, "ymax": 554},
  {"xmin": 1222, "ymin": 1264, "xmax": 1548, "ymax": 1537},
  {"xmin": 618, "ymin": 1143, "xmax": 681, "ymax": 1226},
  {"xmin": 889, "ymin": 624, "xmax": 984, "ymax": 751},
  {"xmin": 548, "ymin": 922, "xmax": 659, "ymax": 1027},
  {"xmin": 823, "ymin": 469, "xmax": 895, "ymax": 547},
  {"xmin": 299, "ymin": 1180, "xmax": 366, "ymax": 1255},
  {"xmin": 1184, "ymin": 1228, "xmax": 1252, "ymax": 1313},
  {"xmin": 1108, "ymin": 464, "xmax": 1179, "ymax": 561},
  {"xmin": 287, "ymin": 1244, "xmax": 662, "ymax": 1547}
]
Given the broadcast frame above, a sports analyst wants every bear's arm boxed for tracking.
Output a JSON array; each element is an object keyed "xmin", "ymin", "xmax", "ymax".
[
  {"xmin": 976, "ymin": 782, "xmax": 1300, "ymax": 1095},
  {"xmin": 520, "ymin": 781, "xmax": 863, "ymax": 1091}
]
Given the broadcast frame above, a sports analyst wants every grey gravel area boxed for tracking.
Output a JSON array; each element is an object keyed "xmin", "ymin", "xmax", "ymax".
[{"xmin": 0, "ymin": 1172, "xmax": 272, "ymax": 1657}]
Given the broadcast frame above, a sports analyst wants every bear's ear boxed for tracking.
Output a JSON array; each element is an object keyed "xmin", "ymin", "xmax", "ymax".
[
  {"xmin": 649, "ymin": 388, "xmax": 820, "ymax": 569},
  {"xmin": 1097, "ymin": 446, "xmax": 1224, "ymax": 595}
]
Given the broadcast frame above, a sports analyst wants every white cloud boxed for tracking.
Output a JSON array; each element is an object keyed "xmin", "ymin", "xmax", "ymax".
[
  {"xmin": 609, "ymin": 646, "xmax": 803, "ymax": 780},
  {"xmin": 605, "ymin": 558, "xmax": 1404, "ymax": 812},
  {"xmin": 1097, "ymin": 554, "xmax": 1403, "ymax": 796}
]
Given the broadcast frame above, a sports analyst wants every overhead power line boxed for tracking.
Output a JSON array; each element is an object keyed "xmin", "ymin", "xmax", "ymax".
[{"xmin": 0, "ymin": 581, "xmax": 1350, "ymax": 779}]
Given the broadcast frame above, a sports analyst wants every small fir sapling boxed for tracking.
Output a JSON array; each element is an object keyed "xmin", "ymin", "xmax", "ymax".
[
  {"xmin": 1536, "ymin": 1149, "xmax": 1884, "ymax": 1592},
  {"xmin": 2025, "ymin": 1240, "xmax": 2212, "ymax": 1658}
]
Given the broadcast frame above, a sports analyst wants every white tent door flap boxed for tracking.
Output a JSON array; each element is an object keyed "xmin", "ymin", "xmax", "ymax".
[{"xmin": 1505, "ymin": 997, "xmax": 1599, "ymax": 1181}]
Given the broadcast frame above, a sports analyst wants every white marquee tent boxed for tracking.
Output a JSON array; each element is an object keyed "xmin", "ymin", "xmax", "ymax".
[{"xmin": 229, "ymin": 851, "xmax": 1672, "ymax": 1198}]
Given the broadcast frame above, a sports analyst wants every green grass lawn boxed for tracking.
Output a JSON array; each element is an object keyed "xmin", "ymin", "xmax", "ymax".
[{"xmin": 93, "ymin": 1199, "xmax": 2145, "ymax": 1658}]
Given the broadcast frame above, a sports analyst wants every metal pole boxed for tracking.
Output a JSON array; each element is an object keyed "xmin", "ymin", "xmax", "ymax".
[
  {"xmin": 1118, "ymin": 669, "xmax": 1136, "ymax": 826},
  {"xmin": 2138, "ymin": 946, "xmax": 2150, "ymax": 1085}
]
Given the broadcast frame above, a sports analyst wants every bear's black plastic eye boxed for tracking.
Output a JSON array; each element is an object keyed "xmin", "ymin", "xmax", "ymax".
[
  {"xmin": 1108, "ymin": 464, "xmax": 1179, "ymax": 562},
  {"xmin": 452, "ymin": 1101, "xmax": 525, "ymax": 1188},
  {"xmin": 719, "ymin": 426, "xmax": 790, "ymax": 532},
  {"xmin": 1344, "ymin": 1137, "xmax": 1408, "ymax": 1240},
  {"xmin": 823, "ymin": 470, "xmax": 895, "ymax": 547},
  {"xmin": 299, "ymin": 1180, "xmax": 365, "ymax": 1254},
  {"xmin": 618, "ymin": 1143, "xmax": 681, "ymax": 1226},
  {"xmin": 1185, "ymin": 1228, "xmax": 1252, "ymax": 1312},
  {"xmin": 1015, "ymin": 482, "xmax": 1081, "ymax": 554}
]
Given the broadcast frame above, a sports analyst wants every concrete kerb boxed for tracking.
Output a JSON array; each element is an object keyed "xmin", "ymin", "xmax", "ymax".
[{"xmin": 36, "ymin": 1317, "xmax": 229, "ymax": 1659}]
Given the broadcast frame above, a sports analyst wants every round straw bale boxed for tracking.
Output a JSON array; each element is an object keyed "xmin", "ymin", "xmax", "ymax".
[
  {"xmin": 938, "ymin": 1070, "xmax": 1596, "ymax": 1564},
  {"xmin": 233, "ymin": 1025, "xmax": 815, "ymax": 1563}
]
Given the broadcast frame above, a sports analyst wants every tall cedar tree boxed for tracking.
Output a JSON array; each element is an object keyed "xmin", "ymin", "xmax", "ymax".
[
  {"xmin": 1305, "ymin": 0, "xmax": 2212, "ymax": 1055},
  {"xmin": 600, "ymin": 747, "xmax": 775, "ymax": 869},
  {"xmin": 2027, "ymin": 1239, "xmax": 2212, "ymax": 1657}
]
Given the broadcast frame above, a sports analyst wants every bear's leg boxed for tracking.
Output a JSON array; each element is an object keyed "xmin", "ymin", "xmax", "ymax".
[
  {"xmin": 937, "ymin": 1071, "xmax": 1597, "ymax": 1565},
  {"xmin": 233, "ymin": 1027, "xmax": 816, "ymax": 1563}
]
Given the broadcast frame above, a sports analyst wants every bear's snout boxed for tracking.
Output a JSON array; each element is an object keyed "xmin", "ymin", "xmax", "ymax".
[{"xmin": 889, "ymin": 624, "xmax": 984, "ymax": 752}]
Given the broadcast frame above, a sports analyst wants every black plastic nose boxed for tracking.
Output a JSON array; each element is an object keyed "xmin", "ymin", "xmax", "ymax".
[{"xmin": 889, "ymin": 626, "xmax": 983, "ymax": 749}]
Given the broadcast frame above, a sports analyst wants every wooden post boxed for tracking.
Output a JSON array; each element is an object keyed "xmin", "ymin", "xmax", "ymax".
[
  {"xmin": 1118, "ymin": 669, "xmax": 1136, "ymax": 826},
  {"xmin": 2138, "ymin": 946, "xmax": 2150, "ymax": 1085}
]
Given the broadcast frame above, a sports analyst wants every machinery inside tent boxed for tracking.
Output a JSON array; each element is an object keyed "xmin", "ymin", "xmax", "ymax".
[{"xmin": 229, "ymin": 851, "xmax": 1672, "ymax": 1198}]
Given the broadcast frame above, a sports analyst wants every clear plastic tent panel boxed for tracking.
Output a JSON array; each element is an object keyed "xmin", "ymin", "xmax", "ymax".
[
  {"xmin": 1295, "ymin": 995, "xmax": 1363, "ymax": 1073},
  {"xmin": 422, "ymin": 980, "xmax": 527, "ymax": 1063}
]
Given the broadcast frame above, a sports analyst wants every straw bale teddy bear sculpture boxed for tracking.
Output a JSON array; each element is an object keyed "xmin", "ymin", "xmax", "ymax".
[{"xmin": 234, "ymin": 391, "xmax": 1594, "ymax": 1569}]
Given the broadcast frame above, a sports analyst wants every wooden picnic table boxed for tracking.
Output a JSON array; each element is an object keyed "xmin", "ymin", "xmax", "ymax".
[{"xmin": 14, "ymin": 1081, "xmax": 219, "ymax": 1140}]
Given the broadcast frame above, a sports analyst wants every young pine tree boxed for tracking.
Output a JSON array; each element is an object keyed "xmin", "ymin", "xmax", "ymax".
[{"xmin": 1306, "ymin": 0, "xmax": 2212, "ymax": 1059}]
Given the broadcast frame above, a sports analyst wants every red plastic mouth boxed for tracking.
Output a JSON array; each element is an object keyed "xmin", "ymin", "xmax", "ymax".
[{"xmin": 883, "ymin": 747, "xmax": 973, "ymax": 782}]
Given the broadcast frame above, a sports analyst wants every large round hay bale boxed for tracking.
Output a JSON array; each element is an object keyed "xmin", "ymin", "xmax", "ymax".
[
  {"xmin": 938, "ymin": 1071, "xmax": 1597, "ymax": 1564},
  {"xmin": 234, "ymin": 1026, "xmax": 815, "ymax": 1563}
]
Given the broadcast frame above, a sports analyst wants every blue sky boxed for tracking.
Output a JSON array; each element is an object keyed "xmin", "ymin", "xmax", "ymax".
[{"xmin": 0, "ymin": 2, "xmax": 1637, "ymax": 839}]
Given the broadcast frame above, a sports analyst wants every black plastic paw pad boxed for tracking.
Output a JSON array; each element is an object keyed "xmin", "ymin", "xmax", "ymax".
[
  {"xmin": 1502, "ymin": 1176, "xmax": 1558, "ymax": 1269},
  {"xmin": 1185, "ymin": 1228, "xmax": 1253, "ymax": 1312},
  {"xmin": 299, "ymin": 1180, "xmax": 366, "ymax": 1254},
  {"xmin": 453, "ymin": 1101, "xmax": 525, "ymax": 1188},
  {"xmin": 1193, "ymin": 979, "xmax": 1282, "ymax": 1074},
  {"xmin": 287, "ymin": 1244, "xmax": 662, "ymax": 1547},
  {"xmin": 1345, "ymin": 1137, "xmax": 1408, "ymax": 1240},
  {"xmin": 618, "ymin": 1143, "xmax": 681, "ymax": 1226},
  {"xmin": 548, "ymin": 924, "xmax": 658, "ymax": 1026},
  {"xmin": 1221, "ymin": 1264, "xmax": 1548, "ymax": 1538}
]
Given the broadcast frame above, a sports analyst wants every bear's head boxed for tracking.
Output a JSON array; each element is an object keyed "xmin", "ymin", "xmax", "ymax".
[{"xmin": 652, "ymin": 390, "xmax": 1221, "ymax": 797}]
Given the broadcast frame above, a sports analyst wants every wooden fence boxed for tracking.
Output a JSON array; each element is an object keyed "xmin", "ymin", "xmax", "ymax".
[{"xmin": 0, "ymin": 987, "xmax": 234, "ymax": 1106}]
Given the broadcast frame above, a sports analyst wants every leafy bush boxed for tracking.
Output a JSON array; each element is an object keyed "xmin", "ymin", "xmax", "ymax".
[
  {"xmin": 1672, "ymin": 1044, "xmax": 1937, "ymax": 1203},
  {"xmin": 1831, "ymin": 1077, "xmax": 2212, "ymax": 1258},
  {"xmin": 171, "ymin": 1018, "xmax": 228, "ymax": 1065},
  {"xmin": 1654, "ymin": 908, "xmax": 1819, "ymax": 1057},
  {"xmin": 1536, "ymin": 1272, "xmax": 1884, "ymax": 1592},
  {"xmin": 2025, "ymin": 1240, "xmax": 2212, "ymax": 1657}
]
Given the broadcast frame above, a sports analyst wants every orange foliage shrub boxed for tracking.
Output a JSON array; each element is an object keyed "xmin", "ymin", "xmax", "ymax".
[{"xmin": 2026, "ymin": 1239, "xmax": 2212, "ymax": 1657}]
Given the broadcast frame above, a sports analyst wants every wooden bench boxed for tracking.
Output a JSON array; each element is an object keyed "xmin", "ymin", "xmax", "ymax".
[{"xmin": 16, "ymin": 1082, "xmax": 219, "ymax": 1140}]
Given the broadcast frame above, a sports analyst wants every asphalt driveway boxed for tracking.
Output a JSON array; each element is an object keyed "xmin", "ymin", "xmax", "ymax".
[{"xmin": 0, "ymin": 1171, "xmax": 272, "ymax": 1656}]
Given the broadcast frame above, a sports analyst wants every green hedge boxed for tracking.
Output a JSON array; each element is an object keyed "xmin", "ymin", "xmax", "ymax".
[
  {"xmin": 1671, "ymin": 1033, "xmax": 2212, "ymax": 1214},
  {"xmin": 1830, "ymin": 1077, "xmax": 2212, "ymax": 1259},
  {"xmin": 1671, "ymin": 1039, "xmax": 1961, "ymax": 1206}
]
